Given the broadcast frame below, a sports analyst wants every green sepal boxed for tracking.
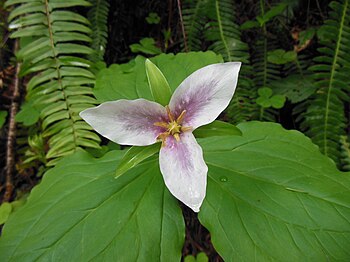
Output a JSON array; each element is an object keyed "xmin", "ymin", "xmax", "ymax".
[
  {"xmin": 193, "ymin": 120, "xmax": 242, "ymax": 138},
  {"xmin": 115, "ymin": 143, "xmax": 161, "ymax": 178},
  {"xmin": 145, "ymin": 59, "xmax": 172, "ymax": 106}
]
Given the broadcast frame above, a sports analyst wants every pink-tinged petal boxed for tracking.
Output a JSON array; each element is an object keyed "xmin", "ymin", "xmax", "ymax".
[
  {"xmin": 80, "ymin": 99, "xmax": 168, "ymax": 146},
  {"xmin": 159, "ymin": 132, "xmax": 208, "ymax": 212},
  {"xmin": 169, "ymin": 62, "xmax": 241, "ymax": 129}
]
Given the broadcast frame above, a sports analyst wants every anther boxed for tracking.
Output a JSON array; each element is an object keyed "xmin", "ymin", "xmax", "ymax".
[
  {"xmin": 174, "ymin": 133, "xmax": 180, "ymax": 142},
  {"xmin": 157, "ymin": 132, "xmax": 169, "ymax": 147},
  {"xmin": 166, "ymin": 106, "xmax": 174, "ymax": 122},
  {"xmin": 154, "ymin": 122, "xmax": 168, "ymax": 128},
  {"xmin": 176, "ymin": 110, "xmax": 186, "ymax": 124},
  {"xmin": 181, "ymin": 126, "xmax": 192, "ymax": 132}
]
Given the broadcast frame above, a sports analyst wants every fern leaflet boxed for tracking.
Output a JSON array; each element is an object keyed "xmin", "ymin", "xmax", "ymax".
[
  {"xmin": 87, "ymin": 0, "xmax": 109, "ymax": 62},
  {"xmin": 301, "ymin": 0, "xmax": 350, "ymax": 162},
  {"xmin": 6, "ymin": 0, "xmax": 101, "ymax": 166}
]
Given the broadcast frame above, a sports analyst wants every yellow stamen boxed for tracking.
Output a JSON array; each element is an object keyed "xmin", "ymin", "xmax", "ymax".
[
  {"xmin": 166, "ymin": 106, "xmax": 174, "ymax": 122},
  {"xmin": 154, "ymin": 122, "xmax": 168, "ymax": 128},
  {"xmin": 174, "ymin": 133, "xmax": 180, "ymax": 142},
  {"xmin": 168, "ymin": 121, "xmax": 181, "ymax": 134},
  {"xmin": 181, "ymin": 126, "xmax": 192, "ymax": 132},
  {"xmin": 154, "ymin": 106, "xmax": 193, "ymax": 146},
  {"xmin": 176, "ymin": 110, "xmax": 186, "ymax": 124},
  {"xmin": 157, "ymin": 132, "xmax": 169, "ymax": 147}
]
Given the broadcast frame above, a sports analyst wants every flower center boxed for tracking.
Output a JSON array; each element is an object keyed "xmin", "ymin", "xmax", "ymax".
[
  {"xmin": 168, "ymin": 121, "xmax": 181, "ymax": 135},
  {"xmin": 154, "ymin": 106, "xmax": 192, "ymax": 146}
]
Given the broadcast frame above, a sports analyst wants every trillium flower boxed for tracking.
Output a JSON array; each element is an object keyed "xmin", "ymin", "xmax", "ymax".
[{"xmin": 80, "ymin": 62, "xmax": 241, "ymax": 212}]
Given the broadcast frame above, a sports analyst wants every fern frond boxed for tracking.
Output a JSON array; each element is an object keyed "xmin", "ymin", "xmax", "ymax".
[
  {"xmin": 340, "ymin": 136, "xmax": 350, "ymax": 171},
  {"xmin": 87, "ymin": 0, "xmax": 109, "ymax": 62},
  {"xmin": 251, "ymin": 38, "xmax": 281, "ymax": 89},
  {"xmin": 7, "ymin": 0, "xmax": 100, "ymax": 166},
  {"xmin": 200, "ymin": 0, "xmax": 257, "ymax": 123},
  {"xmin": 204, "ymin": 0, "xmax": 249, "ymax": 63},
  {"xmin": 248, "ymin": 1, "xmax": 286, "ymax": 123},
  {"xmin": 182, "ymin": 0, "xmax": 207, "ymax": 51},
  {"xmin": 301, "ymin": 0, "xmax": 350, "ymax": 162}
]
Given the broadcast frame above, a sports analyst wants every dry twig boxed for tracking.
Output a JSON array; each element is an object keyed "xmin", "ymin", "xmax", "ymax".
[{"xmin": 4, "ymin": 40, "xmax": 21, "ymax": 202}]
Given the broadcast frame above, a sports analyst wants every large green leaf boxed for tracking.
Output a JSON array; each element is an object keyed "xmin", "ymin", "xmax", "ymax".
[
  {"xmin": 1, "ymin": 122, "xmax": 349, "ymax": 260},
  {"xmin": 115, "ymin": 143, "xmax": 161, "ymax": 178},
  {"xmin": 199, "ymin": 121, "xmax": 350, "ymax": 261},
  {"xmin": 0, "ymin": 150, "xmax": 184, "ymax": 261},
  {"xmin": 193, "ymin": 120, "xmax": 242, "ymax": 138},
  {"xmin": 94, "ymin": 51, "xmax": 222, "ymax": 103}
]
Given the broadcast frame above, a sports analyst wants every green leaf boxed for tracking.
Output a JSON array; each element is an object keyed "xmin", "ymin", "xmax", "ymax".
[
  {"xmin": 0, "ymin": 150, "xmax": 185, "ymax": 261},
  {"xmin": 130, "ymin": 37, "xmax": 162, "ymax": 55},
  {"xmin": 0, "ymin": 110, "xmax": 8, "ymax": 128},
  {"xmin": 115, "ymin": 143, "xmax": 161, "ymax": 178},
  {"xmin": 94, "ymin": 51, "xmax": 222, "ymax": 103},
  {"xmin": 283, "ymin": 51, "xmax": 297, "ymax": 61},
  {"xmin": 240, "ymin": 20, "xmax": 260, "ymax": 30},
  {"xmin": 196, "ymin": 252, "xmax": 209, "ymax": 262},
  {"xmin": 52, "ymin": 21, "xmax": 92, "ymax": 34},
  {"xmin": 184, "ymin": 255, "xmax": 196, "ymax": 262},
  {"xmin": 15, "ymin": 101, "xmax": 40, "ymax": 126},
  {"xmin": 199, "ymin": 122, "xmax": 350, "ymax": 261},
  {"xmin": 50, "ymin": 11, "xmax": 90, "ymax": 24},
  {"xmin": 8, "ymin": 2, "xmax": 45, "ymax": 22},
  {"xmin": 9, "ymin": 13, "xmax": 46, "ymax": 29},
  {"xmin": 256, "ymin": 15, "xmax": 266, "ymax": 26},
  {"xmin": 270, "ymin": 94, "xmax": 286, "ymax": 109},
  {"xmin": 268, "ymin": 49, "xmax": 296, "ymax": 64},
  {"xmin": 0, "ymin": 203, "xmax": 12, "ymax": 225},
  {"xmin": 299, "ymin": 28, "xmax": 315, "ymax": 46},
  {"xmin": 145, "ymin": 59, "xmax": 172, "ymax": 106},
  {"xmin": 256, "ymin": 97, "xmax": 271, "ymax": 108},
  {"xmin": 263, "ymin": 3, "xmax": 287, "ymax": 21},
  {"xmin": 146, "ymin": 12, "xmax": 160, "ymax": 24},
  {"xmin": 270, "ymin": 74, "xmax": 316, "ymax": 103},
  {"xmin": 258, "ymin": 87, "xmax": 272, "ymax": 98},
  {"xmin": 193, "ymin": 120, "xmax": 242, "ymax": 138}
]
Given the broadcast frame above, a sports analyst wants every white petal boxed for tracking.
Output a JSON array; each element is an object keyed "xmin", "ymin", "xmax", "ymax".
[
  {"xmin": 169, "ymin": 62, "xmax": 241, "ymax": 129},
  {"xmin": 80, "ymin": 99, "xmax": 167, "ymax": 146},
  {"xmin": 159, "ymin": 132, "xmax": 208, "ymax": 212}
]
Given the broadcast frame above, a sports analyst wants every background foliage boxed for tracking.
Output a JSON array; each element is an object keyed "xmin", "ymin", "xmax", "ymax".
[{"xmin": 1, "ymin": 0, "xmax": 350, "ymax": 261}]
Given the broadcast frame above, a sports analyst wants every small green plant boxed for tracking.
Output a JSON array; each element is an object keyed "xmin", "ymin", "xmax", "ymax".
[
  {"xmin": 146, "ymin": 12, "xmax": 160, "ymax": 24},
  {"xmin": 130, "ymin": 37, "xmax": 162, "ymax": 55},
  {"xmin": 267, "ymin": 49, "xmax": 297, "ymax": 65},
  {"xmin": 256, "ymin": 87, "xmax": 286, "ymax": 109},
  {"xmin": 184, "ymin": 252, "xmax": 208, "ymax": 262}
]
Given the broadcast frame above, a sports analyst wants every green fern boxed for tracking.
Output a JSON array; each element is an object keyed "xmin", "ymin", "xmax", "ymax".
[
  {"xmin": 201, "ymin": 0, "xmax": 257, "ymax": 123},
  {"xmin": 340, "ymin": 136, "xmax": 350, "ymax": 171},
  {"xmin": 301, "ymin": 0, "xmax": 350, "ymax": 163},
  {"xmin": 87, "ymin": 0, "xmax": 109, "ymax": 62},
  {"xmin": 204, "ymin": 0, "xmax": 249, "ymax": 63},
  {"xmin": 249, "ymin": 1, "xmax": 287, "ymax": 122},
  {"xmin": 6, "ymin": 0, "xmax": 101, "ymax": 166},
  {"xmin": 182, "ymin": 0, "xmax": 207, "ymax": 51},
  {"xmin": 250, "ymin": 0, "xmax": 281, "ymax": 91}
]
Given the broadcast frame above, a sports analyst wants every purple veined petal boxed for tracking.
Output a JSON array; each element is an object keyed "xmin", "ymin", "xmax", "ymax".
[
  {"xmin": 169, "ymin": 62, "xmax": 241, "ymax": 130},
  {"xmin": 159, "ymin": 132, "xmax": 208, "ymax": 212},
  {"xmin": 80, "ymin": 99, "xmax": 168, "ymax": 146}
]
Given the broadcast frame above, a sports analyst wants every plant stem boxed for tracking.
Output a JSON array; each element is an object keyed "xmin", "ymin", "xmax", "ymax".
[
  {"xmin": 295, "ymin": 57, "xmax": 304, "ymax": 78},
  {"xmin": 260, "ymin": 0, "xmax": 267, "ymax": 87},
  {"xmin": 177, "ymin": 0, "xmax": 188, "ymax": 52},
  {"xmin": 4, "ymin": 40, "xmax": 21, "ymax": 202},
  {"xmin": 259, "ymin": 107, "xmax": 264, "ymax": 121}
]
